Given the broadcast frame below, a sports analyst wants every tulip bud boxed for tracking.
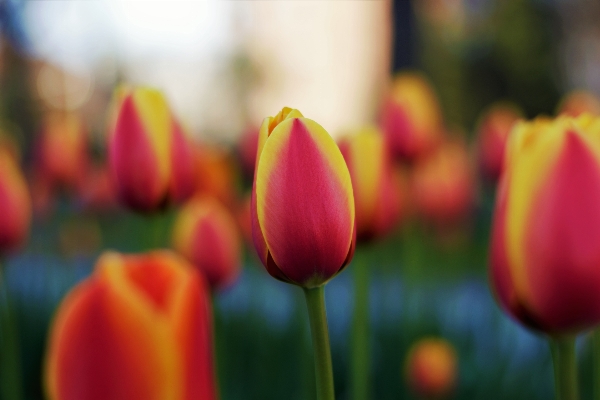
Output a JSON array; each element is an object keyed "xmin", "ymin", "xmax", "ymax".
[
  {"xmin": 193, "ymin": 144, "xmax": 238, "ymax": 210},
  {"xmin": 252, "ymin": 107, "xmax": 355, "ymax": 287},
  {"xmin": 411, "ymin": 139, "xmax": 474, "ymax": 225},
  {"xmin": 475, "ymin": 103, "xmax": 522, "ymax": 182},
  {"xmin": 172, "ymin": 196, "xmax": 242, "ymax": 290},
  {"xmin": 338, "ymin": 127, "xmax": 404, "ymax": 242},
  {"xmin": 381, "ymin": 72, "xmax": 443, "ymax": 162},
  {"xmin": 557, "ymin": 90, "xmax": 600, "ymax": 117},
  {"xmin": 0, "ymin": 148, "xmax": 31, "ymax": 252},
  {"xmin": 45, "ymin": 250, "xmax": 216, "ymax": 400},
  {"xmin": 405, "ymin": 338, "xmax": 457, "ymax": 399},
  {"xmin": 490, "ymin": 114, "xmax": 600, "ymax": 333},
  {"xmin": 109, "ymin": 87, "xmax": 195, "ymax": 212}
]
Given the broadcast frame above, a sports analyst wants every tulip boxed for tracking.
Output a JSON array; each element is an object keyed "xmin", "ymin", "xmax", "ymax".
[
  {"xmin": 252, "ymin": 107, "xmax": 355, "ymax": 287},
  {"xmin": 489, "ymin": 115, "xmax": 600, "ymax": 399},
  {"xmin": 193, "ymin": 143, "xmax": 238, "ymax": 210},
  {"xmin": 0, "ymin": 147, "xmax": 31, "ymax": 253},
  {"xmin": 557, "ymin": 90, "xmax": 600, "ymax": 117},
  {"xmin": 380, "ymin": 72, "xmax": 443, "ymax": 162},
  {"xmin": 238, "ymin": 126, "xmax": 260, "ymax": 180},
  {"xmin": 36, "ymin": 112, "xmax": 88, "ymax": 192},
  {"xmin": 108, "ymin": 87, "xmax": 195, "ymax": 212},
  {"xmin": 252, "ymin": 107, "xmax": 355, "ymax": 400},
  {"xmin": 475, "ymin": 103, "xmax": 522, "ymax": 182},
  {"xmin": 172, "ymin": 196, "xmax": 241, "ymax": 290},
  {"xmin": 405, "ymin": 338, "xmax": 457, "ymax": 399},
  {"xmin": 45, "ymin": 250, "xmax": 216, "ymax": 400},
  {"xmin": 411, "ymin": 139, "xmax": 474, "ymax": 226},
  {"xmin": 338, "ymin": 126, "xmax": 403, "ymax": 242}
]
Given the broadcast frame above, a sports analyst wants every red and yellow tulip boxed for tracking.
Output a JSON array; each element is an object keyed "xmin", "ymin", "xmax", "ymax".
[
  {"xmin": 0, "ymin": 147, "xmax": 31, "ymax": 252},
  {"xmin": 45, "ymin": 250, "xmax": 216, "ymax": 400},
  {"xmin": 405, "ymin": 338, "xmax": 457, "ymax": 399},
  {"xmin": 252, "ymin": 107, "xmax": 355, "ymax": 287},
  {"xmin": 338, "ymin": 127, "xmax": 404, "ymax": 242},
  {"xmin": 475, "ymin": 103, "xmax": 522, "ymax": 182},
  {"xmin": 490, "ymin": 114, "xmax": 600, "ymax": 333},
  {"xmin": 557, "ymin": 90, "xmax": 600, "ymax": 117},
  {"xmin": 380, "ymin": 72, "xmax": 443, "ymax": 162},
  {"xmin": 108, "ymin": 87, "xmax": 195, "ymax": 212},
  {"xmin": 172, "ymin": 196, "xmax": 241, "ymax": 290}
]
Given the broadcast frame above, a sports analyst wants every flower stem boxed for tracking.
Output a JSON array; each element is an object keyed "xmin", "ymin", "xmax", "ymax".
[
  {"xmin": 0, "ymin": 265, "xmax": 23, "ymax": 400},
  {"xmin": 351, "ymin": 251, "xmax": 370, "ymax": 400},
  {"xmin": 551, "ymin": 336, "xmax": 579, "ymax": 400},
  {"xmin": 593, "ymin": 330, "xmax": 600, "ymax": 400},
  {"xmin": 303, "ymin": 286, "xmax": 335, "ymax": 400}
]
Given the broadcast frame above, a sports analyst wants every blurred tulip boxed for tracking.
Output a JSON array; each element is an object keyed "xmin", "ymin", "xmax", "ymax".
[
  {"xmin": 252, "ymin": 107, "xmax": 355, "ymax": 288},
  {"xmin": 236, "ymin": 193, "xmax": 253, "ymax": 248},
  {"xmin": 338, "ymin": 127, "xmax": 403, "ymax": 242},
  {"xmin": 76, "ymin": 164, "xmax": 118, "ymax": 214},
  {"xmin": 490, "ymin": 114, "xmax": 600, "ymax": 333},
  {"xmin": 109, "ymin": 87, "xmax": 195, "ymax": 212},
  {"xmin": 405, "ymin": 338, "xmax": 457, "ymax": 399},
  {"xmin": 36, "ymin": 112, "xmax": 88, "ymax": 192},
  {"xmin": 193, "ymin": 143, "xmax": 239, "ymax": 210},
  {"xmin": 475, "ymin": 103, "xmax": 522, "ymax": 182},
  {"xmin": 0, "ymin": 148, "xmax": 31, "ymax": 252},
  {"xmin": 411, "ymin": 139, "xmax": 474, "ymax": 225},
  {"xmin": 557, "ymin": 90, "xmax": 600, "ymax": 117},
  {"xmin": 172, "ymin": 196, "xmax": 241, "ymax": 290},
  {"xmin": 45, "ymin": 250, "xmax": 216, "ymax": 400},
  {"xmin": 381, "ymin": 72, "xmax": 443, "ymax": 162},
  {"xmin": 238, "ymin": 126, "xmax": 259, "ymax": 180}
]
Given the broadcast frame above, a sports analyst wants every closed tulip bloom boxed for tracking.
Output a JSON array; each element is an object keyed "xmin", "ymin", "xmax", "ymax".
[
  {"xmin": 0, "ymin": 148, "xmax": 31, "ymax": 252},
  {"xmin": 490, "ymin": 114, "xmax": 600, "ymax": 333},
  {"xmin": 252, "ymin": 107, "xmax": 355, "ymax": 287},
  {"xmin": 475, "ymin": 103, "xmax": 522, "ymax": 182},
  {"xmin": 45, "ymin": 250, "xmax": 216, "ymax": 400},
  {"xmin": 381, "ymin": 72, "xmax": 443, "ymax": 162},
  {"xmin": 109, "ymin": 87, "xmax": 195, "ymax": 212},
  {"xmin": 405, "ymin": 338, "xmax": 457, "ymax": 399},
  {"xmin": 557, "ymin": 90, "xmax": 600, "ymax": 117},
  {"xmin": 172, "ymin": 197, "xmax": 241, "ymax": 290},
  {"xmin": 338, "ymin": 127, "xmax": 403, "ymax": 242}
]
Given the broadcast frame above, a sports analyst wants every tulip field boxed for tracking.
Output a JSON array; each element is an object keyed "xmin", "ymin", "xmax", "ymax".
[{"xmin": 2, "ymin": 1, "xmax": 600, "ymax": 400}]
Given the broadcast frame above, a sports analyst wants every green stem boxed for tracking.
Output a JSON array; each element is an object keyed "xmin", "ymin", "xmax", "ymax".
[
  {"xmin": 593, "ymin": 330, "xmax": 600, "ymax": 400},
  {"xmin": 550, "ymin": 341, "xmax": 559, "ymax": 400},
  {"xmin": 0, "ymin": 265, "xmax": 23, "ymax": 400},
  {"xmin": 551, "ymin": 336, "xmax": 579, "ymax": 400},
  {"xmin": 303, "ymin": 286, "xmax": 335, "ymax": 400},
  {"xmin": 351, "ymin": 252, "xmax": 370, "ymax": 400}
]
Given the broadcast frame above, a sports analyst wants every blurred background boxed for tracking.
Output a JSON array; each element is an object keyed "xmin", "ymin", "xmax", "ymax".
[{"xmin": 1, "ymin": 0, "xmax": 599, "ymax": 399}]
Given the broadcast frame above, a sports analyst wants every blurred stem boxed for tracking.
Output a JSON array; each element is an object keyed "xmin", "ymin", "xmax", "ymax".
[
  {"xmin": 550, "ymin": 341, "xmax": 559, "ymax": 400},
  {"xmin": 351, "ymin": 250, "xmax": 370, "ymax": 400},
  {"xmin": 593, "ymin": 330, "xmax": 600, "ymax": 400},
  {"xmin": 0, "ymin": 264, "xmax": 23, "ymax": 400},
  {"xmin": 303, "ymin": 286, "xmax": 335, "ymax": 400},
  {"xmin": 551, "ymin": 336, "xmax": 578, "ymax": 400}
]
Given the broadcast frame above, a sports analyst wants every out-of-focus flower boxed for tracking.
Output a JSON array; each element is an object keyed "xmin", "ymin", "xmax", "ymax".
[
  {"xmin": 0, "ymin": 148, "xmax": 31, "ymax": 252},
  {"xmin": 411, "ymin": 139, "xmax": 474, "ymax": 225},
  {"xmin": 238, "ymin": 126, "xmax": 260, "ymax": 180},
  {"xmin": 76, "ymin": 163, "xmax": 118, "ymax": 214},
  {"xmin": 252, "ymin": 107, "xmax": 355, "ymax": 287},
  {"xmin": 35, "ymin": 112, "xmax": 88, "ymax": 192},
  {"xmin": 338, "ymin": 127, "xmax": 404, "ymax": 242},
  {"xmin": 172, "ymin": 196, "xmax": 241, "ymax": 290},
  {"xmin": 45, "ymin": 250, "xmax": 216, "ymax": 400},
  {"xmin": 405, "ymin": 337, "xmax": 457, "ymax": 399},
  {"xmin": 475, "ymin": 103, "xmax": 522, "ymax": 182},
  {"xmin": 193, "ymin": 144, "xmax": 239, "ymax": 210},
  {"xmin": 557, "ymin": 90, "xmax": 600, "ymax": 117},
  {"xmin": 381, "ymin": 72, "xmax": 443, "ymax": 162},
  {"xmin": 108, "ymin": 87, "xmax": 195, "ymax": 212},
  {"xmin": 236, "ymin": 193, "xmax": 253, "ymax": 249},
  {"xmin": 490, "ymin": 115, "xmax": 600, "ymax": 333}
]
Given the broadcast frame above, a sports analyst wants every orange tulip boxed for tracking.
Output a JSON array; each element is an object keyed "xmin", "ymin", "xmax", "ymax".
[
  {"xmin": 381, "ymin": 72, "xmax": 443, "ymax": 162},
  {"xmin": 475, "ymin": 103, "xmax": 522, "ymax": 182},
  {"xmin": 172, "ymin": 196, "xmax": 242, "ymax": 290},
  {"xmin": 557, "ymin": 90, "xmax": 600, "ymax": 117},
  {"xmin": 490, "ymin": 114, "xmax": 600, "ymax": 333},
  {"xmin": 36, "ymin": 112, "xmax": 88, "ymax": 192},
  {"xmin": 405, "ymin": 338, "xmax": 457, "ymax": 399},
  {"xmin": 0, "ymin": 147, "xmax": 31, "ymax": 252},
  {"xmin": 252, "ymin": 107, "xmax": 355, "ymax": 287},
  {"xmin": 411, "ymin": 139, "xmax": 474, "ymax": 225},
  {"xmin": 338, "ymin": 127, "xmax": 403, "ymax": 242},
  {"xmin": 45, "ymin": 250, "xmax": 216, "ymax": 400},
  {"xmin": 193, "ymin": 144, "xmax": 239, "ymax": 210},
  {"xmin": 108, "ymin": 87, "xmax": 195, "ymax": 212}
]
